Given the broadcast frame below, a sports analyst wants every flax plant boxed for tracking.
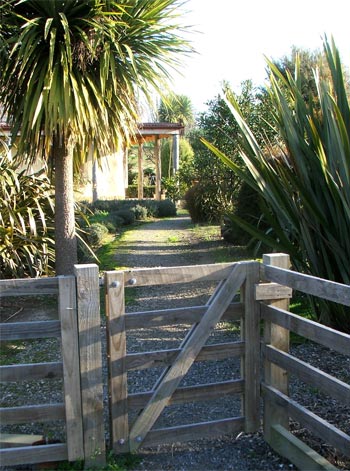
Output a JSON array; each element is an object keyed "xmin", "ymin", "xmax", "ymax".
[{"xmin": 203, "ymin": 38, "xmax": 350, "ymax": 332}]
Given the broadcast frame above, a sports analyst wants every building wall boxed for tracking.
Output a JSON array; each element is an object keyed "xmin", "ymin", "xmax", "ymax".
[{"xmin": 76, "ymin": 149, "xmax": 126, "ymax": 202}]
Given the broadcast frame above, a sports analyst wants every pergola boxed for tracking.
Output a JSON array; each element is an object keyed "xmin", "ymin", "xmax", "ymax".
[{"xmin": 128, "ymin": 122, "xmax": 184, "ymax": 200}]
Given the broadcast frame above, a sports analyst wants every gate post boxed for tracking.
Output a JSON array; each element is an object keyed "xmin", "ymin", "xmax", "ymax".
[
  {"xmin": 74, "ymin": 264, "xmax": 106, "ymax": 467},
  {"xmin": 241, "ymin": 261, "xmax": 261, "ymax": 432},
  {"xmin": 105, "ymin": 271, "xmax": 129, "ymax": 454},
  {"xmin": 261, "ymin": 254, "xmax": 290, "ymax": 444}
]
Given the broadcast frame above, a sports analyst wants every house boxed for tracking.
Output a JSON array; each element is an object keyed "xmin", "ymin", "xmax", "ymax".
[{"xmin": 0, "ymin": 117, "xmax": 184, "ymax": 201}]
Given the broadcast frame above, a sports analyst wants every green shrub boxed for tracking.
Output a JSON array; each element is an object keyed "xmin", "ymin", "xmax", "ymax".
[
  {"xmin": 115, "ymin": 209, "xmax": 135, "ymax": 225},
  {"xmin": 85, "ymin": 223, "xmax": 109, "ymax": 246},
  {"xmin": 222, "ymin": 183, "xmax": 265, "ymax": 245},
  {"xmin": 114, "ymin": 215, "xmax": 125, "ymax": 227},
  {"xmin": 125, "ymin": 185, "xmax": 155, "ymax": 198},
  {"xmin": 184, "ymin": 183, "xmax": 220, "ymax": 223},
  {"xmin": 131, "ymin": 204, "xmax": 148, "ymax": 220},
  {"xmin": 157, "ymin": 199, "xmax": 177, "ymax": 217},
  {"xmin": 0, "ymin": 154, "xmax": 55, "ymax": 278}
]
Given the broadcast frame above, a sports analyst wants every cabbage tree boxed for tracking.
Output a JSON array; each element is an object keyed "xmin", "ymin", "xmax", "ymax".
[{"xmin": 0, "ymin": 0, "xmax": 190, "ymax": 274}]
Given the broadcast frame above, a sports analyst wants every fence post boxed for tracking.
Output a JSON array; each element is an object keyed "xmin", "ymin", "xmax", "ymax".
[
  {"xmin": 74, "ymin": 264, "xmax": 106, "ymax": 467},
  {"xmin": 262, "ymin": 254, "xmax": 290, "ymax": 444},
  {"xmin": 241, "ymin": 261, "xmax": 261, "ymax": 432},
  {"xmin": 58, "ymin": 275, "xmax": 84, "ymax": 462},
  {"xmin": 105, "ymin": 271, "xmax": 129, "ymax": 454}
]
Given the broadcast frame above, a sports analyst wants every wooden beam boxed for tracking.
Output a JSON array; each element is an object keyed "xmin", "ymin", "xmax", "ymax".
[
  {"xmin": 123, "ymin": 262, "xmax": 245, "ymax": 287},
  {"xmin": 0, "ymin": 443, "xmax": 68, "ymax": 467},
  {"xmin": 58, "ymin": 275, "xmax": 84, "ymax": 462},
  {"xmin": 128, "ymin": 263, "xmax": 246, "ymax": 451},
  {"xmin": 105, "ymin": 271, "xmax": 129, "ymax": 454},
  {"xmin": 0, "ymin": 404, "xmax": 65, "ymax": 424},
  {"xmin": 262, "ymin": 253, "xmax": 290, "ymax": 443},
  {"xmin": 263, "ymin": 345, "xmax": 350, "ymax": 405},
  {"xmin": 154, "ymin": 136, "xmax": 161, "ymax": 200},
  {"xmin": 262, "ymin": 384, "xmax": 350, "ymax": 457},
  {"xmin": 0, "ymin": 277, "xmax": 58, "ymax": 297},
  {"xmin": 241, "ymin": 261, "xmax": 260, "ymax": 432},
  {"xmin": 128, "ymin": 379, "xmax": 244, "ymax": 409},
  {"xmin": 270, "ymin": 424, "xmax": 338, "ymax": 471},
  {"xmin": 137, "ymin": 142, "xmax": 143, "ymax": 199},
  {"xmin": 0, "ymin": 320, "xmax": 61, "ymax": 341},
  {"xmin": 142, "ymin": 417, "xmax": 244, "ymax": 448},
  {"xmin": 255, "ymin": 282, "xmax": 292, "ymax": 300},
  {"xmin": 125, "ymin": 302, "xmax": 242, "ymax": 329},
  {"xmin": 263, "ymin": 264, "xmax": 350, "ymax": 306},
  {"xmin": 74, "ymin": 264, "xmax": 105, "ymax": 467},
  {"xmin": 261, "ymin": 304, "xmax": 350, "ymax": 356},
  {"xmin": 0, "ymin": 362, "xmax": 63, "ymax": 382}
]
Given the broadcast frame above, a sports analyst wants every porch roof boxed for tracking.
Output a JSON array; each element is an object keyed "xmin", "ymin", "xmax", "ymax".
[{"xmin": 131, "ymin": 122, "xmax": 184, "ymax": 144}]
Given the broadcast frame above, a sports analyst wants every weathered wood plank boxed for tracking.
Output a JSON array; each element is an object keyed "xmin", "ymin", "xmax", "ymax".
[
  {"xmin": 126, "ymin": 342, "xmax": 244, "ymax": 371},
  {"xmin": 0, "ymin": 320, "xmax": 61, "ymax": 340},
  {"xmin": 0, "ymin": 443, "xmax": 67, "ymax": 467},
  {"xmin": 128, "ymin": 379, "xmax": 244, "ymax": 409},
  {"xmin": 123, "ymin": 262, "xmax": 245, "ymax": 287},
  {"xmin": 262, "ymin": 254, "xmax": 291, "ymax": 443},
  {"xmin": 262, "ymin": 384, "xmax": 350, "ymax": 457},
  {"xmin": 241, "ymin": 261, "xmax": 260, "ymax": 432},
  {"xmin": 0, "ymin": 277, "xmax": 59, "ymax": 297},
  {"xmin": 142, "ymin": 417, "xmax": 245, "ymax": 448},
  {"xmin": 271, "ymin": 424, "xmax": 338, "ymax": 471},
  {"xmin": 263, "ymin": 345, "xmax": 350, "ymax": 405},
  {"xmin": 263, "ymin": 264, "xmax": 350, "ymax": 306},
  {"xmin": 58, "ymin": 275, "xmax": 84, "ymax": 462},
  {"xmin": 0, "ymin": 404, "xmax": 65, "ymax": 424},
  {"xmin": 125, "ymin": 302, "xmax": 242, "ymax": 329},
  {"xmin": 128, "ymin": 263, "xmax": 246, "ymax": 451},
  {"xmin": 105, "ymin": 271, "xmax": 129, "ymax": 454},
  {"xmin": 255, "ymin": 282, "xmax": 292, "ymax": 300},
  {"xmin": 0, "ymin": 362, "xmax": 63, "ymax": 382},
  {"xmin": 74, "ymin": 264, "xmax": 105, "ymax": 466},
  {"xmin": 0, "ymin": 434, "xmax": 44, "ymax": 449},
  {"xmin": 261, "ymin": 304, "xmax": 350, "ymax": 356}
]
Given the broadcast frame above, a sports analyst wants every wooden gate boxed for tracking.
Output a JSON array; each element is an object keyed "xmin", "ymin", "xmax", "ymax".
[{"xmin": 105, "ymin": 261, "xmax": 262, "ymax": 453}]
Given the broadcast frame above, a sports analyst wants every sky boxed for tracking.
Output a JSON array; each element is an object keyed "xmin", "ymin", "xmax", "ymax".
[{"xmin": 169, "ymin": 0, "xmax": 350, "ymax": 114}]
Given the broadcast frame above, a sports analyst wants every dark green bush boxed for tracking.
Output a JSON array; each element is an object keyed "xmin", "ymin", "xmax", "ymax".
[
  {"xmin": 184, "ymin": 183, "xmax": 220, "ymax": 223},
  {"xmin": 115, "ymin": 209, "xmax": 135, "ymax": 225},
  {"xmin": 125, "ymin": 185, "xmax": 155, "ymax": 199},
  {"xmin": 85, "ymin": 223, "xmax": 109, "ymax": 246},
  {"xmin": 222, "ymin": 183, "xmax": 265, "ymax": 244},
  {"xmin": 157, "ymin": 199, "xmax": 177, "ymax": 217},
  {"xmin": 131, "ymin": 204, "xmax": 148, "ymax": 220}
]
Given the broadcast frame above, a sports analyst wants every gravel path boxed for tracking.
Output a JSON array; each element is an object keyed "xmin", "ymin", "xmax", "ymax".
[{"xmin": 1, "ymin": 214, "xmax": 349, "ymax": 470}]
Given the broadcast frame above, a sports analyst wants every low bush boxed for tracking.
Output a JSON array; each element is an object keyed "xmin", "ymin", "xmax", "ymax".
[
  {"xmin": 85, "ymin": 223, "xmax": 109, "ymax": 246},
  {"xmin": 184, "ymin": 183, "xmax": 220, "ymax": 223},
  {"xmin": 114, "ymin": 209, "xmax": 136, "ymax": 225},
  {"xmin": 131, "ymin": 204, "xmax": 148, "ymax": 220},
  {"xmin": 157, "ymin": 199, "xmax": 177, "ymax": 217}
]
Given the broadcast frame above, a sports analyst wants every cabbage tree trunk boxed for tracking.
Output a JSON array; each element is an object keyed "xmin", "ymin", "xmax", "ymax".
[{"xmin": 53, "ymin": 137, "xmax": 77, "ymax": 275}]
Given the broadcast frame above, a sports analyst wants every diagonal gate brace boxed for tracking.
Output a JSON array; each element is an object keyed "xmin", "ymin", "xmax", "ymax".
[{"xmin": 129, "ymin": 263, "xmax": 247, "ymax": 451}]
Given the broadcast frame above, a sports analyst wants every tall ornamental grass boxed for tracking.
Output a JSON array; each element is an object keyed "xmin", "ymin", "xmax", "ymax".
[{"xmin": 203, "ymin": 38, "xmax": 350, "ymax": 332}]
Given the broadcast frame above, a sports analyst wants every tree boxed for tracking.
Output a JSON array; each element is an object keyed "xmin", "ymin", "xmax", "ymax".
[
  {"xmin": 158, "ymin": 93, "xmax": 195, "ymax": 127},
  {"xmin": 0, "ymin": 0, "xmax": 191, "ymax": 274}
]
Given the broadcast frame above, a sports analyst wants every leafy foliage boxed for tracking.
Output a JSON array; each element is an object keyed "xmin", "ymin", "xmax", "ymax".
[
  {"xmin": 204, "ymin": 38, "xmax": 350, "ymax": 332},
  {"xmin": 188, "ymin": 80, "xmax": 276, "ymax": 222},
  {"xmin": 0, "ymin": 154, "xmax": 55, "ymax": 278}
]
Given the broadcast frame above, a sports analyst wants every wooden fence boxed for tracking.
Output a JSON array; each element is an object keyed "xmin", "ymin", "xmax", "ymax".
[
  {"xmin": 261, "ymin": 254, "xmax": 350, "ymax": 470},
  {"xmin": 0, "ymin": 254, "xmax": 349, "ymax": 470},
  {"xmin": 0, "ymin": 265, "xmax": 105, "ymax": 468}
]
